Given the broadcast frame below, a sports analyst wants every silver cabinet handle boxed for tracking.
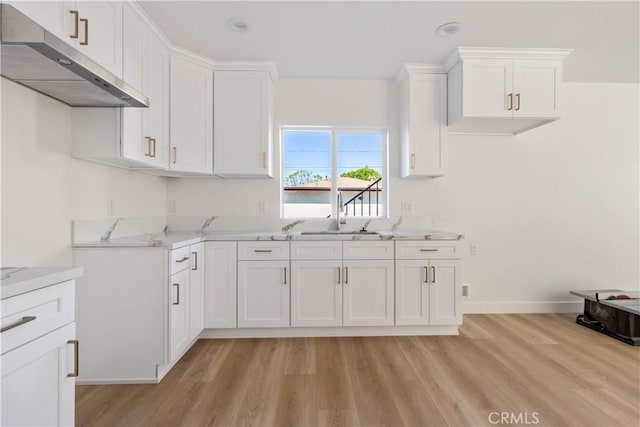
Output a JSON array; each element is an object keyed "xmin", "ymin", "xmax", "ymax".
[
  {"xmin": 344, "ymin": 266, "xmax": 349, "ymax": 284},
  {"xmin": 420, "ymin": 249, "xmax": 438, "ymax": 252},
  {"xmin": 80, "ymin": 18, "xmax": 88, "ymax": 45},
  {"xmin": 337, "ymin": 266, "xmax": 341, "ymax": 284},
  {"xmin": 432, "ymin": 266, "xmax": 436, "ymax": 283},
  {"xmin": 144, "ymin": 137, "xmax": 151, "ymax": 156},
  {"xmin": 283, "ymin": 267, "xmax": 287, "ymax": 285},
  {"xmin": 1, "ymin": 316, "xmax": 36, "ymax": 333},
  {"xmin": 172, "ymin": 283, "xmax": 180, "ymax": 305},
  {"xmin": 515, "ymin": 93, "xmax": 521, "ymax": 111},
  {"xmin": 176, "ymin": 256, "xmax": 189, "ymax": 263},
  {"xmin": 67, "ymin": 340, "xmax": 79, "ymax": 377},
  {"xmin": 507, "ymin": 93, "xmax": 513, "ymax": 111},
  {"xmin": 254, "ymin": 249, "xmax": 273, "ymax": 253},
  {"xmin": 410, "ymin": 154, "xmax": 416, "ymax": 169},
  {"xmin": 69, "ymin": 10, "xmax": 79, "ymax": 39},
  {"xmin": 150, "ymin": 138, "xmax": 156, "ymax": 158},
  {"xmin": 424, "ymin": 266, "xmax": 429, "ymax": 283},
  {"xmin": 191, "ymin": 251, "xmax": 198, "ymax": 270},
  {"xmin": 172, "ymin": 147, "xmax": 177, "ymax": 164}
]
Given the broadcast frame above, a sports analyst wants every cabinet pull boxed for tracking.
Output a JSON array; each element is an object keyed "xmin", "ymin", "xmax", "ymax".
[
  {"xmin": 172, "ymin": 147, "xmax": 177, "ymax": 164},
  {"xmin": 337, "ymin": 266, "xmax": 341, "ymax": 284},
  {"xmin": 344, "ymin": 267, "xmax": 349, "ymax": 284},
  {"xmin": 432, "ymin": 266, "xmax": 436, "ymax": 283},
  {"xmin": 172, "ymin": 283, "xmax": 180, "ymax": 305},
  {"xmin": 80, "ymin": 18, "xmax": 88, "ymax": 45},
  {"xmin": 144, "ymin": 137, "xmax": 151, "ymax": 156},
  {"xmin": 410, "ymin": 154, "xmax": 416, "ymax": 169},
  {"xmin": 67, "ymin": 340, "xmax": 79, "ymax": 378},
  {"xmin": 424, "ymin": 266, "xmax": 429, "ymax": 283},
  {"xmin": 283, "ymin": 267, "xmax": 287, "ymax": 285},
  {"xmin": 191, "ymin": 252, "xmax": 198, "ymax": 270},
  {"xmin": 262, "ymin": 152, "xmax": 266, "ymax": 168},
  {"xmin": 254, "ymin": 249, "xmax": 273, "ymax": 253},
  {"xmin": 69, "ymin": 10, "xmax": 79, "ymax": 39},
  {"xmin": 150, "ymin": 138, "xmax": 156, "ymax": 158},
  {"xmin": 176, "ymin": 256, "xmax": 189, "ymax": 263},
  {"xmin": 507, "ymin": 93, "xmax": 513, "ymax": 111},
  {"xmin": 515, "ymin": 93, "xmax": 521, "ymax": 111},
  {"xmin": 1, "ymin": 316, "xmax": 36, "ymax": 333},
  {"xmin": 419, "ymin": 248, "xmax": 438, "ymax": 252}
]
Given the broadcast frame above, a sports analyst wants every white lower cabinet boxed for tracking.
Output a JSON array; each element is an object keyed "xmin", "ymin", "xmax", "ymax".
[
  {"xmin": 291, "ymin": 260, "xmax": 343, "ymax": 327},
  {"xmin": 188, "ymin": 243, "xmax": 205, "ymax": 340},
  {"xmin": 343, "ymin": 260, "xmax": 395, "ymax": 326},
  {"xmin": 204, "ymin": 242, "xmax": 237, "ymax": 328},
  {"xmin": 395, "ymin": 258, "xmax": 461, "ymax": 326},
  {"xmin": 169, "ymin": 268, "xmax": 190, "ymax": 362},
  {"xmin": 237, "ymin": 260, "xmax": 290, "ymax": 328}
]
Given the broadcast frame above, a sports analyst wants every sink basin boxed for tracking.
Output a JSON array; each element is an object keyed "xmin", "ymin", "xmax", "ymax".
[{"xmin": 300, "ymin": 231, "xmax": 380, "ymax": 236}]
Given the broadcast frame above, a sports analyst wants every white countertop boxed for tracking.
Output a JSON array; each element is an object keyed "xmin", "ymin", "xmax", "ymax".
[
  {"xmin": 72, "ymin": 229, "xmax": 463, "ymax": 249},
  {"xmin": 1, "ymin": 266, "xmax": 83, "ymax": 300}
]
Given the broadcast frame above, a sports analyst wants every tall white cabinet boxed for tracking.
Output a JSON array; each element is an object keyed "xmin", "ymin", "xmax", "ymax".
[{"xmin": 213, "ymin": 65, "xmax": 276, "ymax": 177}]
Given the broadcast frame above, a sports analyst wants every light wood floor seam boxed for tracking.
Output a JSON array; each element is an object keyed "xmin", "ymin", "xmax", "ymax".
[{"xmin": 76, "ymin": 314, "xmax": 640, "ymax": 427}]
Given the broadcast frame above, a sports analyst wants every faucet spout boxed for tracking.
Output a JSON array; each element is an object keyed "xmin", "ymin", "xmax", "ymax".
[{"xmin": 336, "ymin": 190, "xmax": 345, "ymax": 231}]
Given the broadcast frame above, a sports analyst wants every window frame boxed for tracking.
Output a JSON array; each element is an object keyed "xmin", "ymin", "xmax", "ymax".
[{"xmin": 280, "ymin": 125, "xmax": 389, "ymax": 220}]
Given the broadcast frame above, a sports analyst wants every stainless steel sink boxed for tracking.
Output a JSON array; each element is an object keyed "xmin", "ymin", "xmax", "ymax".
[{"xmin": 300, "ymin": 231, "xmax": 380, "ymax": 236}]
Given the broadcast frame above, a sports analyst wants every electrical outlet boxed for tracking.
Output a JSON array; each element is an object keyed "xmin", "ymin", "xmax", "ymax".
[
  {"xmin": 470, "ymin": 243, "xmax": 478, "ymax": 255},
  {"xmin": 462, "ymin": 284, "xmax": 470, "ymax": 297},
  {"xmin": 107, "ymin": 199, "xmax": 114, "ymax": 216},
  {"xmin": 401, "ymin": 201, "xmax": 414, "ymax": 214},
  {"xmin": 168, "ymin": 200, "xmax": 176, "ymax": 214},
  {"xmin": 258, "ymin": 200, "xmax": 268, "ymax": 214}
]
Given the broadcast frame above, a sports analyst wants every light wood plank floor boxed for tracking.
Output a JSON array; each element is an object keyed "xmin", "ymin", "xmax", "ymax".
[{"xmin": 76, "ymin": 314, "xmax": 640, "ymax": 426}]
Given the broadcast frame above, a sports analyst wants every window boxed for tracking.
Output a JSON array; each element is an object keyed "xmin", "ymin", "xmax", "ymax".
[{"xmin": 281, "ymin": 127, "xmax": 387, "ymax": 218}]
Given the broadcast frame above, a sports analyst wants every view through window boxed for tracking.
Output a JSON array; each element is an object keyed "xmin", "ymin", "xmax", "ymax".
[{"xmin": 282, "ymin": 128, "xmax": 386, "ymax": 218}]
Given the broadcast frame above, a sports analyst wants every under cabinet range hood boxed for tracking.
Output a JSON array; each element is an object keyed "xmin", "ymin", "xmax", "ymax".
[{"xmin": 0, "ymin": 4, "xmax": 148, "ymax": 107}]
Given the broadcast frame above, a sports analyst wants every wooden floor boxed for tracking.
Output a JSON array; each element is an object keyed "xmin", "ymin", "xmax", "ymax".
[{"xmin": 76, "ymin": 314, "xmax": 640, "ymax": 427}]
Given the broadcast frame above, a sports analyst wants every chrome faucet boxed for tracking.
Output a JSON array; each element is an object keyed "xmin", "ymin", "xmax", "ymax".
[{"xmin": 336, "ymin": 190, "xmax": 346, "ymax": 230}]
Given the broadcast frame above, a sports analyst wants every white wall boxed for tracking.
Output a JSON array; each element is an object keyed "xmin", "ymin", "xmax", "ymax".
[
  {"xmin": 1, "ymin": 79, "xmax": 168, "ymax": 266},
  {"xmin": 167, "ymin": 78, "xmax": 639, "ymax": 312}
]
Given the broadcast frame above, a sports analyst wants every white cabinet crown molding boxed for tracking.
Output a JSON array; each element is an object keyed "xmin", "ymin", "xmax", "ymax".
[
  {"xmin": 443, "ymin": 47, "xmax": 573, "ymax": 72},
  {"xmin": 214, "ymin": 61, "xmax": 279, "ymax": 81},
  {"xmin": 395, "ymin": 63, "xmax": 446, "ymax": 82}
]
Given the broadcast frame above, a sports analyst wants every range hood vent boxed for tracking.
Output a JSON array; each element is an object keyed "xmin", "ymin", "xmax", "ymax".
[{"xmin": 0, "ymin": 4, "xmax": 148, "ymax": 107}]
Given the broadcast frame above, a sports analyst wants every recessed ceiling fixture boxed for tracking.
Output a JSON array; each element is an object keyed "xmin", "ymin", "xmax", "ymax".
[
  {"xmin": 435, "ymin": 22, "xmax": 462, "ymax": 37},
  {"xmin": 227, "ymin": 18, "xmax": 249, "ymax": 33}
]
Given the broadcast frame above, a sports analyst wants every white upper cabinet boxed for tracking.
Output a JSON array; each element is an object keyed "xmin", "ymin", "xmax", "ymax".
[
  {"xmin": 213, "ymin": 66, "xmax": 277, "ymax": 177},
  {"xmin": 170, "ymin": 55, "xmax": 214, "ymax": 174},
  {"xmin": 8, "ymin": 1, "xmax": 123, "ymax": 77},
  {"xmin": 397, "ymin": 65, "xmax": 447, "ymax": 178},
  {"xmin": 143, "ymin": 31, "xmax": 170, "ymax": 169},
  {"xmin": 445, "ymin": 47, "xmax": 571, "ymax": 135}
]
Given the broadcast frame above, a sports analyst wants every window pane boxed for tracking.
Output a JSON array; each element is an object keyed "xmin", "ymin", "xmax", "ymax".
[
  {"xmin": 282, "ymin": 130, "xmax": 332, "ymax": 218},
  {"xmin": 337, "ymin": 133, "xmax": 383, "ymax": 217}
]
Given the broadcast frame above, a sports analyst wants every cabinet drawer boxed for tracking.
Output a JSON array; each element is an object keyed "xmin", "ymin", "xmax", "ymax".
[
  {"xmin": 1, "ymin": 280, "xmax": 75, "ymax": 354},
  {"xmin": 343, "ymin": 241, "xmax": 394, "ymax": 260},
  {"xmin": 170, "ymin": 246, "xmax": 191, "ymax": 275},
  {"xmin": 395, "ymin": 241, "xmax": 461, "ymax": 259},
  {"xmin": 291, "ymin": 241, "xmax": 342, "ymax": 260},
  {"xmin": 238, "ymin": 242, "xmax": 289, "ymax": 260}
]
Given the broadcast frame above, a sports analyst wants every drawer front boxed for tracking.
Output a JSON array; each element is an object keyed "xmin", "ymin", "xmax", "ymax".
[
  {"xmin": 1, "ymin": 280, "xmax": 75, "ymax": 354},
  {"xmin": 291, "ymin": 241, "xmax": 342, "ymax": 260},
  {"xmin": 238, "ymin": 241, "xmax": 290, "ymax": 261},
  {"xmin": 170, "ymin": 246, "xmax": 191, "ymax": 275},
  {"xmin": 395, "ymin": 241, "xmax": 460, "ymax": 259},
  {"xmin": 343, "ymin": 241, "xmax": 394, "ymax": 260}
]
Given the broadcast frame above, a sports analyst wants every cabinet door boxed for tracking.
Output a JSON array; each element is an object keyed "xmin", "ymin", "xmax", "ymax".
[
  {"xmin": 76, "ymin": 1, "xmax": 123, "ymax": 78},
  {"xmin": 429, "ymin": 260, "xmax": 461, "ymax": 325},
  {"xmin": 343, "ymin": 260, "xmax": 394, "ymax": 326},
  {"xmin": 189, "ymin": 243, "xmax": 205, "ymax": 340},
  {"xmin": 143, "ymin": 32, "xmax": 170, "ymax": 168},
  {"xmin": 238, "ymin": 261, "xmax": 289, "ymax": 328},
  {"xmin": 395, "ymin": 260, "xmax": 429, "ymax": 325},
  {"xmin": 169, "ymin": 56, "xmax": 214, "ymax": 174},
  {"xmin": 7, "ymin": 1, "xmax": 75, "ymax": 47},
  {"xmin": 513, "ymin": 60, "xmax": 561, "ymax": 118},
  {"xmin": 213, "ymin": 70, "xmax": 272, "ymax": 177},
  {"xmin": 121, "ymin": 4, "xmax": 147, "ymax": 164},
  {"xmin": 462, "ymin": 59, "xmax": 513, "ymax": 117},
  {"xmin": 1, "ymin": 323, "xmax": 76, "ymax": 427},
  {"xmin": 204, "ymin": 242, "xmax": 237, "ymax": 329},
  {"xmin": 291, "ymin": 260, "xmax": 342, "ymax": 327},
  {"xmin": 404, "ymin": 73, "xmax": 447, "ymax": 177},
  {"xmin": 169, "ymin": 269, "xmax": 190, "ymax": 362}
]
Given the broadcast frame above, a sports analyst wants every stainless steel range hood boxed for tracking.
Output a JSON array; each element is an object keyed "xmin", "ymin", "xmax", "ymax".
[{"xmin": 0, "ymin": 4, "xmax": 148, "ymax": 107}]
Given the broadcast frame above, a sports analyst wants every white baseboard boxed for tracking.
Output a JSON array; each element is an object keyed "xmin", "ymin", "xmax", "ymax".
[
  {"xmin": 76, "ymin": 377, "xmax": 159, "ymax": 385},
  {"xmin": 200, "ymin": 324, "xmax": 459, "ymax": 339},
  {"xmin": 463, "ymin": 300, "xmax": 583, "ymax": 314}
]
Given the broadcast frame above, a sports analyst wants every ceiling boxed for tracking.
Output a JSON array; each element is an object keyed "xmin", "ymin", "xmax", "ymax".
[{"xmin": 139, "ymin": 1, "xmax": 639, "ymax": 83}]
